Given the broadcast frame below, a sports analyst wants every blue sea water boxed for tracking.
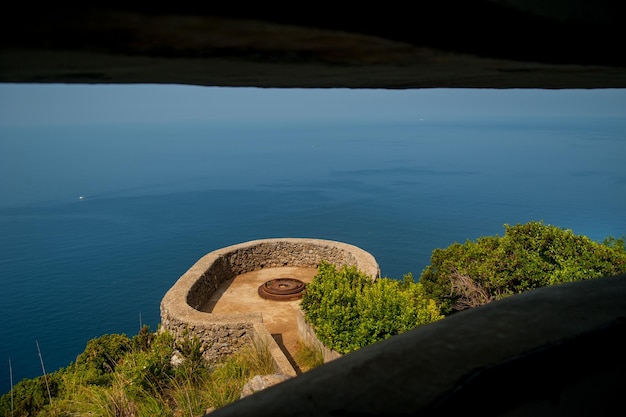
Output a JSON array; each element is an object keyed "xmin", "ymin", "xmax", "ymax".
[{"xmin": 1, "ymin": 116, "xmax": 625, "ymax": 394}]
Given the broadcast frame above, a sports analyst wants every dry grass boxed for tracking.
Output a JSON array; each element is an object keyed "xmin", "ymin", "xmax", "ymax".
[{"xmin": 294, "ymin": 340, "xmax": 325, "ymax": 372}]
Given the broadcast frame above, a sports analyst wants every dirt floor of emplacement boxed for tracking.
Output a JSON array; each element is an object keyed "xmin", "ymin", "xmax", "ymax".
[{"xmin": 200, "ymin": 266, "xmax": 318, "ymax": 373}]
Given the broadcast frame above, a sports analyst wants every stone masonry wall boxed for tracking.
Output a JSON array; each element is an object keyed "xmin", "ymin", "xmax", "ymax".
[{"xmin": 160, "ymin": 238, "xmax": 380, "ymax": 365}]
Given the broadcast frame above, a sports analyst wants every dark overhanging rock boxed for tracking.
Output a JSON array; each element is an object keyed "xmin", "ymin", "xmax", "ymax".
[{"xmin": 1, "ymin": 2, "xmax": 626, "ymax": 88}]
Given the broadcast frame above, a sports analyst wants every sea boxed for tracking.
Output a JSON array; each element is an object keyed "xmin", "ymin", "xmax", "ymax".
[{"xmin": 1, "ymin": 115, "xmax": 625, "ymax": 394}]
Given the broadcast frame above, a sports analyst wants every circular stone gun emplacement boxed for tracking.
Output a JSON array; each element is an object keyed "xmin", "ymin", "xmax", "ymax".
[{"xmin": 258, "ymin": 278, "xmax": 306, "ymax": 301}]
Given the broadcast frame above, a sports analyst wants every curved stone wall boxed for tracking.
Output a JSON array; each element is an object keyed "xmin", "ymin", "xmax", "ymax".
[{"xmin": 160, "ymin": 238, "xmax": 380, "ymax": 366}]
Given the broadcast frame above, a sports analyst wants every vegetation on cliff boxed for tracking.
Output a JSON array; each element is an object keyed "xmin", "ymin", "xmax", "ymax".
[
  {"xmin": 419, "ymin": 221, "xmax": 626, "ymax": 315},
  {"xmin": 0, "ymin": 326, "xmax": 275, "ymax": 417}
]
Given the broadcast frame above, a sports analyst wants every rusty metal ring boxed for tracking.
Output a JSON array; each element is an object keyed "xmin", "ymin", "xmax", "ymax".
[{"xmin": 258, "ymin": 278, "xmax": 306, "ymax": 301}]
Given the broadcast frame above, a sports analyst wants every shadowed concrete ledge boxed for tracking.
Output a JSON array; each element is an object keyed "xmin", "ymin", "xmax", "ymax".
[
  {"xmin": 210, "ymin": 274, "xmax": 626, "ymax": 417},
  {"xmin": 2, "ymin": 3, "xmax": 626, "ymax": 88}
]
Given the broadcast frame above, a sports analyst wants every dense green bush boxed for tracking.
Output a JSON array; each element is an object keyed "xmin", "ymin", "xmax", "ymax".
[
  {"xmin": 74, "ymin": 332, "xmax": 134, "ymax": 386},
  {"xmin": 419, "ymin": 221, "xmax": 626, "ymax": 315},
  {"xmin": 301, "ymin": 261, "xmax": 443, "ymax": 354}
]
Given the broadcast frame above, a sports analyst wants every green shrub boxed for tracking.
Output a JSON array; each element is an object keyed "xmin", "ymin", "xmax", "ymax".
[
  {"xmin": 419, "ymin": 221, "xmax": 626, "ymax": 315},
  {"xmin": 115, "ymin": 332, "xmax": 176, "ymax": 400},
  {"xmin": 0, "ymin": 375, "xmax": 52, "ymax": 416},
  {"xmin": 301, "ymin": 261, "xmax": 443, "ymax": 354},
  {"xmin": 74, "ymin": 333, "xmax": 133, "ymax": 386}
]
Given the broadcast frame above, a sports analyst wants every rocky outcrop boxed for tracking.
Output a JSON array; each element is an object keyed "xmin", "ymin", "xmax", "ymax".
[{"xmin": 240, "ymin": 374, "xmax": 291, "ymax": 399}]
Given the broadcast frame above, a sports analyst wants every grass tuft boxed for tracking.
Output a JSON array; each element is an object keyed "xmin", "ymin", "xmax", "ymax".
[{"xmin": 294, "ymin": 340, "xmax": 325, "ymax": 372}]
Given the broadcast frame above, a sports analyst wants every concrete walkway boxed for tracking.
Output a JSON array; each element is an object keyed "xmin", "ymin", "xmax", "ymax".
[{"xmin": 200, "ymin": 266, "xmax": 318, "ymax": 372}]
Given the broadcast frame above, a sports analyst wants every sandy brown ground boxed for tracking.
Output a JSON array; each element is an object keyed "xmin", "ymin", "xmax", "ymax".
[{"xmin": 200, "ymin": 267, "xmax": 318, "ymax": 372}]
